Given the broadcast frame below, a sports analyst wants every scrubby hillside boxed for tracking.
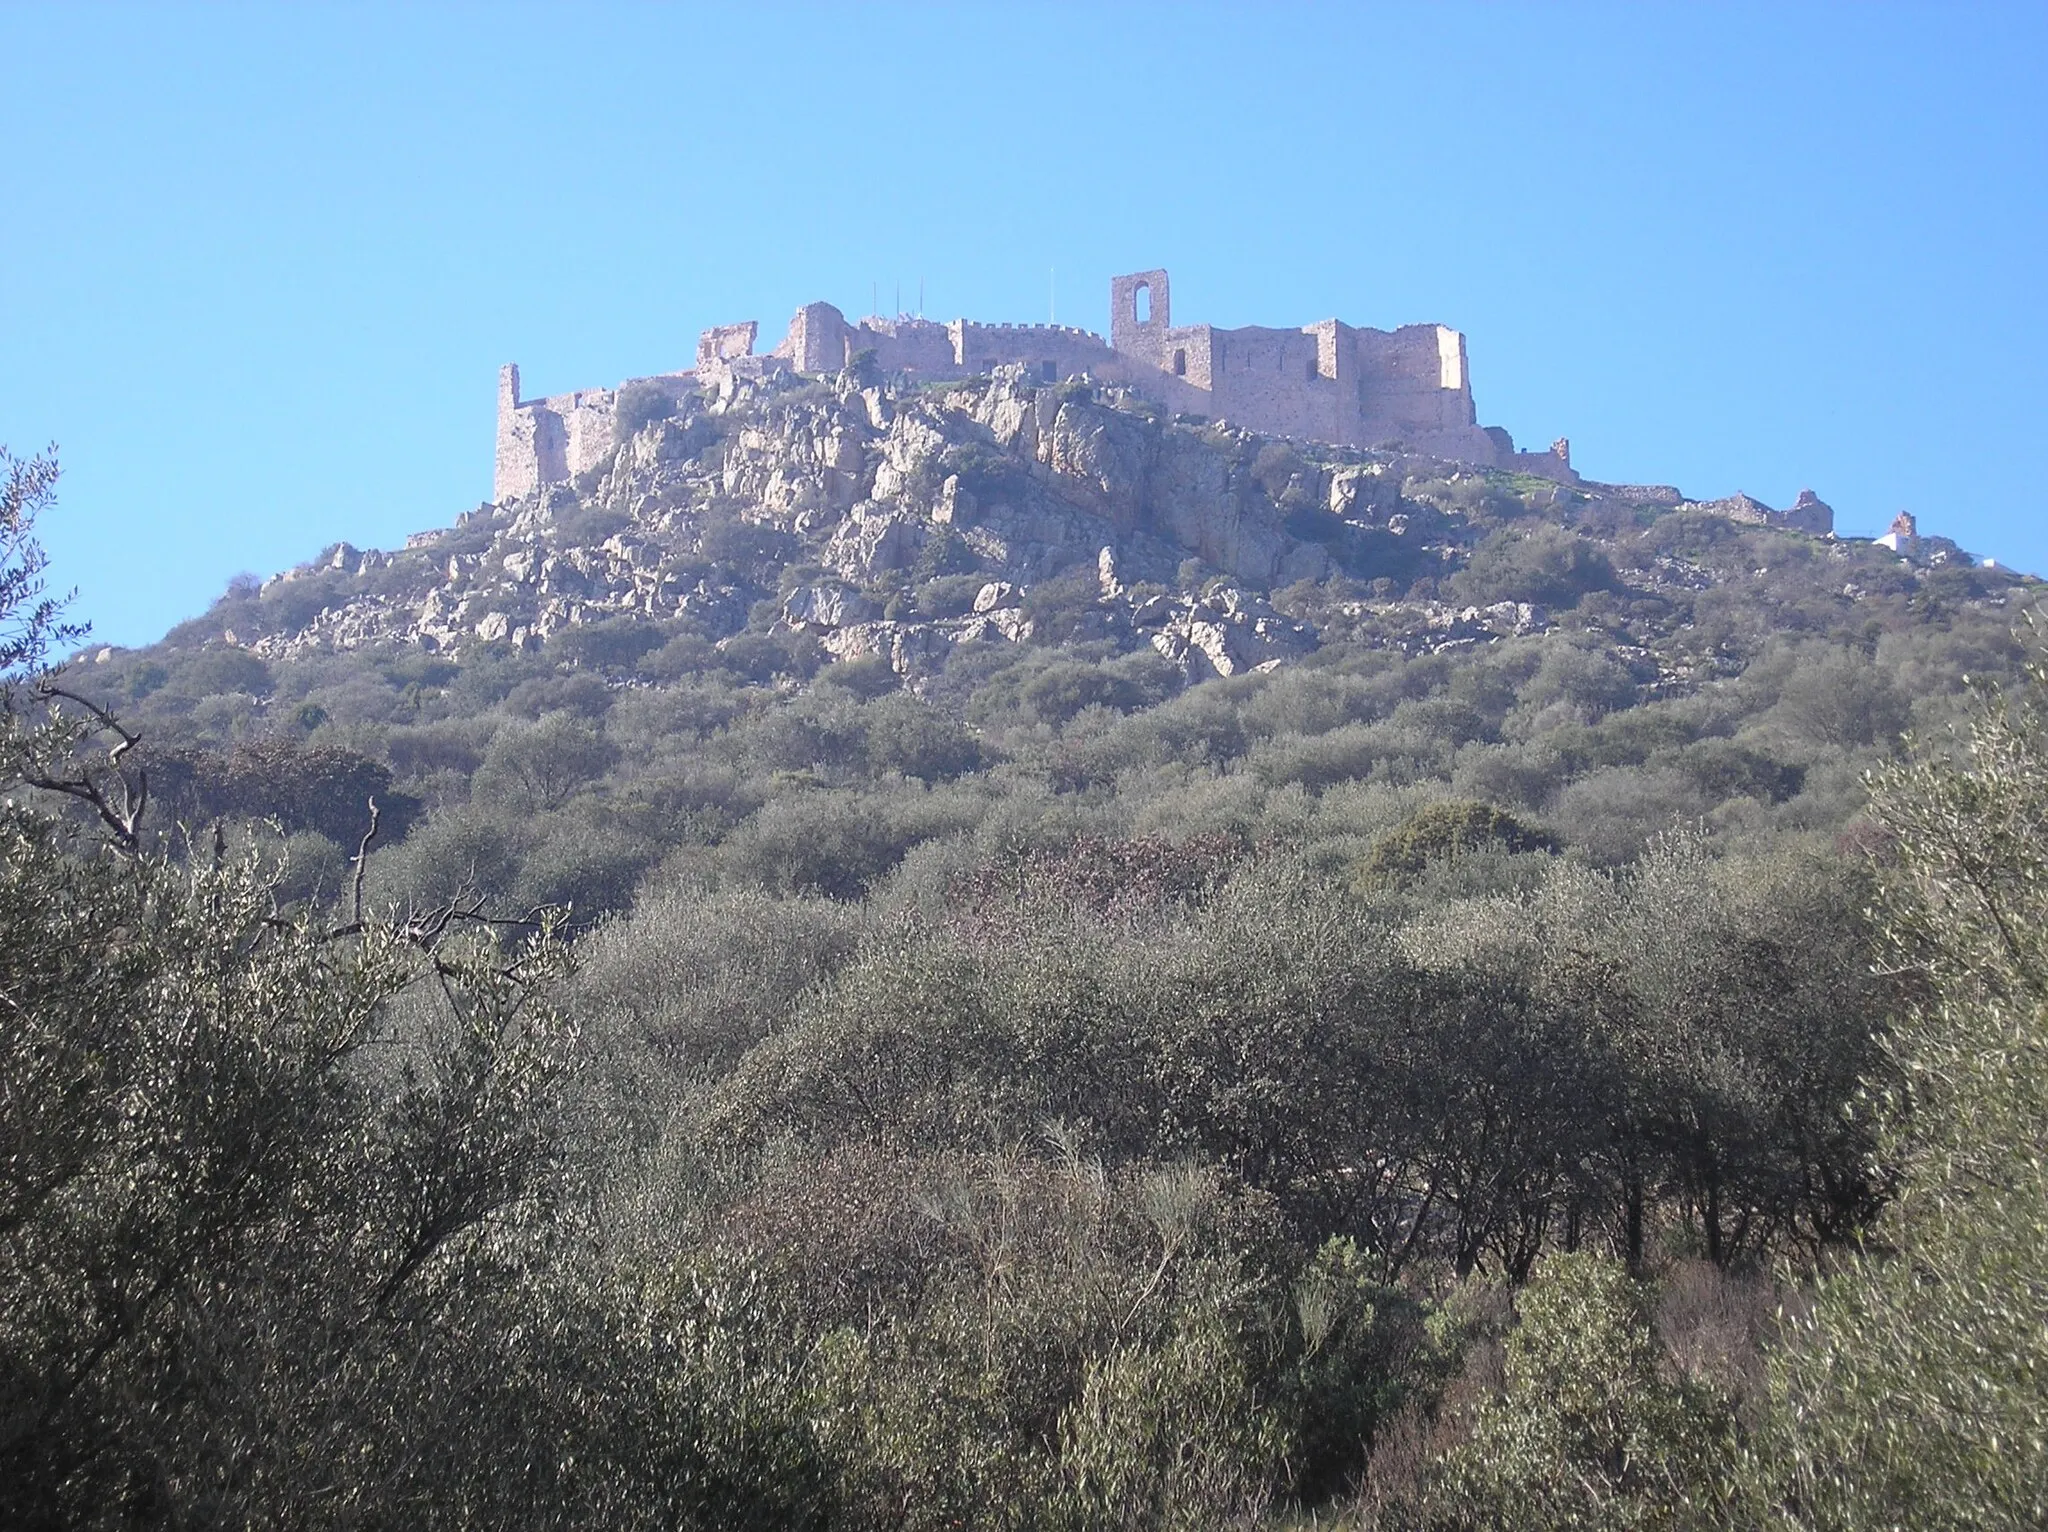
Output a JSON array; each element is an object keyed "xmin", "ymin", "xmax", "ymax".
[
  {"xmin": 72, "ymin": 361, "xmax": 2034, "ymax": 917},
  {"xmin": 13, "ymin": 371, "xmax": 2048, "ymax": 1524}
]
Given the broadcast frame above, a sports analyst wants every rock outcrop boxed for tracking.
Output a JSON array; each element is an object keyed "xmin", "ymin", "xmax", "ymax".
[{"xmin": 220, "ymin": 363, "xmax": 1928, "ymax": 689}]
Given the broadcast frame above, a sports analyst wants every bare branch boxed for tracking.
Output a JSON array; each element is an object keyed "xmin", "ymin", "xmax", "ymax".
[
  {"xmin": 16, "ymin": 681, "xmax": 150, "ymax": 851},
  {"xmin": 351, "ymin": 798, "xmax": 381, "ymax": 926}
]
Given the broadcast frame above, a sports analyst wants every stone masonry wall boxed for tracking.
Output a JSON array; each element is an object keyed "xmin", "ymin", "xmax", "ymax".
[
  {"xmin": 494, "ymin": 366, "xmax": 538, "ymax": 502},
  {"xmin": 954, "ymin": 322, "xmax": 1123, "ymax": 383},
  {"xmin": 494, "ymin": 267, "xmax": 1573, "ymax": 500}
]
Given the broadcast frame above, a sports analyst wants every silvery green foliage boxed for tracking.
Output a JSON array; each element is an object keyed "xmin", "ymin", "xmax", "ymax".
[
  {"xmin": 1758, "ymin": 667, "xmax": 2048, "ymax": 1529},
  {"xmin": 0, "ymin": 447, "xmax": 81, "ymax": 678},
  {"xmin": 1420, "ymin": 1251, "xmax": 1738, "ymax": 1532}
]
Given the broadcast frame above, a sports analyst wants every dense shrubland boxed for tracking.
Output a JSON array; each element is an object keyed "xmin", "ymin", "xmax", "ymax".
[
  {"xmin": 7, "ymin": 441, "xmax": 2048, "ymax": 1526},
  {"xmin": 84, "ymin": 524, "xmax": 2018, "ymax": 925}
]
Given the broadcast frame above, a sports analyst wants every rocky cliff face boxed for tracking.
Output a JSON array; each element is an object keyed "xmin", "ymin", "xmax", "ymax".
[{"xmin": 214, "ymin": 364, "xmax": 1949, "ymax": 688}]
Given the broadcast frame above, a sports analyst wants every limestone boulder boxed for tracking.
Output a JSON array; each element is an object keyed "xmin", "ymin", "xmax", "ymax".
[
  {"xmin": 627, "ymin": 415, "xmax": 709, "ymax": 470},
  {"xmin": 973, "ymin": 580, "xmax": 1018, "ymax": 614},
  {"xmin": 824, "ymin": 505, "xmax": 915, "ymax": 580},
  {"xmin": 1148, "ymin": 586, "xmax": 1314, "ymax": 679},
  {"xmin": 1044, "ymin": 398, "xmax": 1153, "ymax": 527},
  {"xmin": 822, "ymin": 620, "xmax": 946, "ymax": 675},
  {"xmin": 973, "ymin": 367, "xmax": 1040, "ymax": 454},
  {"xmin": 1129, "ymin": 593, "xmax": 1174, "ymax": 628},
  {"xmin": 1327, "ymin": 465, "xmax": 1404, "ymax": 523},
  {"xmin": 1147, "ymin": 434, "xmax": 1313, "ymax": 584},
  {"xmin": 932, "ymin": 474, "xmax": 975, "ymax": 525},
  {"xmin": 982, "ymin": 608, "xmax": 1034, "ymax": 643},
  {"xmin": 783, "ymin": 584, "xmax": 880, "ymax": 628},
  {"xmin": 870, "ymin": 409, "xmax": 950, "ymax": 509}
]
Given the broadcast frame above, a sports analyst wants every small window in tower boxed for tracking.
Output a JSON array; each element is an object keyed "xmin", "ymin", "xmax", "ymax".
[
  {"xmin": 1307, "ymin": 358, "xmax": 1319, "ymax": 381},
  {"xmin": 1040, "ymin": 360, "xmax": 1057, "ymax": 383},
  {"xmin": 1173, "ymin": 349, "xmax": 1186, "ymax": 376},
  {"xmin": 1134, "ymin": 283, "xmax": 1151, "ymax": 324}
]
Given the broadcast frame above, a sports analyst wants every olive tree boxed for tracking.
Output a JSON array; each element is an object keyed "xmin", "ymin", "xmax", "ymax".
[{"xmin": 1756, "ymin": 664, "xmax": 2048, "ymax": 1528}]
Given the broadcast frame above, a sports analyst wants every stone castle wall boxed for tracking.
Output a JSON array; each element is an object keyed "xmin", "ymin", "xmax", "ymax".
[
  {"xmin": 495, "ymin": 366, "xmax": 698, "ymax": 501},
  {"xmin": 493, "ymin": 268, "xmax": 1577, "ymax": 502}
]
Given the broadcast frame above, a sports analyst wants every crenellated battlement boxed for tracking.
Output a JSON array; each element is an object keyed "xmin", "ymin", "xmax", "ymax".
[{"xmin": 492, "ymin": 269, "xmax": 1574, "ymax": 501}]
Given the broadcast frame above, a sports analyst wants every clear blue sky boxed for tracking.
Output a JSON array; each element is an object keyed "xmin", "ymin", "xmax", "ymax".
[{"xmin": 4, "ymin": 2, "xmax": 2044, "ymax": 648}]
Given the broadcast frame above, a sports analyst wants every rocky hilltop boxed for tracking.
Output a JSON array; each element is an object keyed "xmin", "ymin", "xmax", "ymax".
[{"xmin": 170, "ymin": 363, "xmax": 1988, "ymax": 694}]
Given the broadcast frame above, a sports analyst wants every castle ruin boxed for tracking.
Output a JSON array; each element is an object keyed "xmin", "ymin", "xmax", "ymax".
[{"xmin": 494, "ymin": 268, "xmax": 1576, "ymax": 502}]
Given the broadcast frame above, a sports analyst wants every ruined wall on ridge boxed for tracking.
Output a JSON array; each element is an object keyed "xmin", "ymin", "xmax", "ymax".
[{"xmin": 494, "ymin": 265, "xmax": 1574, "ymax": 501}]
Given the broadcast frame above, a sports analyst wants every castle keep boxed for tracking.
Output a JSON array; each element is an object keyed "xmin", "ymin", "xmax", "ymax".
[{"xmin": 494, "ymin": 268, "xmax": 1575, "ymax": 502}]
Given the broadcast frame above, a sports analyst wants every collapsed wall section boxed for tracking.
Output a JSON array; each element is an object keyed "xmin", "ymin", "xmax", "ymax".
[
  {"xmin": 494, "ymin": 367, "xmax": 697, "ymax": 501},
  {"xmin": 781, "ymin": 302, "xmax": 851, "ymax": 373},
  {"xmin": 494, "ymin": 365, "xmax": 539, "ymax": 502},
  {"xmin": 495, "ymin": 365, "xmax": 572, "ymax": 501}
]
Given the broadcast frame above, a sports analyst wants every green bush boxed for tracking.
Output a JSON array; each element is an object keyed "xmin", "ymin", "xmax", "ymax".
[
  {"xmin": 547, "ymin": 615, "xmax": 670, "ymax": 673},
  {"xmin": 715, "ymin": 785, "xmax": 979, "ymax": 899},
  {"xmin": 1407, "ymin": 1253, "xmax": 1739, "ymax": 1531},
  {"xmin": 474, "ymin": 712, "xmax": 618, "ymax": 811},
  {"xmin": 1359, "ymin": 799, "xmax": 1559, "ymax": 885},
  {"xmin": 148, "ymin": 735, "xmax": 422, "ymax": 846},
  {"xmin": 1055, "ymin": 1316, "xmax": 1290, "ymax": 1531},
  {"xmin": 913, "ymin": 572, "xmax": 985, "ymax": 617},
  {"xmin": 165, "ymin": 644, "xmax": 274, "ymax": 698},
  {"xmin": 815, "ymin": 654, "xmax": 899, "ymax": 701},
  {"xmin": 613, "ymin": 379, "xmax": 678, "ymax": 442},
  {"xmin": 1451, "ymin": 525, "xmax": 1617, "ymax": 609},
  {"xmin": 1747, "ymin": 670, "xmax": 2048, "ymax": 1528}
]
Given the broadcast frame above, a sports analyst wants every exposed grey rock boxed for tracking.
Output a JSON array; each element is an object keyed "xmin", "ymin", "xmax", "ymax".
[
  {"xmin": 230, "ymin": 367, "xmax": 1908, "ymax": 682},
  {"xmin": 783, "ymin": 584, "xmax": 879, "ymax": 628},
  {"xmin": 973, "ymin": 580, "xmax": 1017, "ymax": 614},
  {"xmin": 1098, "ymin": 546, "xmax": 1122, "ymax": 599},
  {"xmin": 826, "ymin": 505, "xmax": 914, "ymax": 580},
  {"xmin": 1129, "ymin": 593, "xmax": 1174, "ymax": 628},
  {"xmin": 933, "ymin": 474, "xmax": 974, "ymax": 525}
]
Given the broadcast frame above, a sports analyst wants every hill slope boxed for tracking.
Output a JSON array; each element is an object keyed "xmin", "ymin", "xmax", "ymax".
[
  {"xmin": 20, "ymin": 364, "xmax": 2047, "ymax": 1528},
  {"xmin": 71, "ymin": 360, "xmax": 2035, "ymax": 914}
]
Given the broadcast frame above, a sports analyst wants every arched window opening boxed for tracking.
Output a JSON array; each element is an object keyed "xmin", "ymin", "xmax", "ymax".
[
  {"xmin": 1040, "ymin": 359, "xmax": 1057, "ymax": 383},
  {"xmin": 1133, "ymin": 283, "xmax": 1151, "ymax": 325},
  {"xmin": 1173, "ymin": 349, "xmax": 1186, "ymax": 376},
  {"xmin": 1307, "ymin": 358, "xmax": 1319, "ymax": 381}
]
